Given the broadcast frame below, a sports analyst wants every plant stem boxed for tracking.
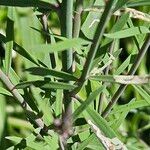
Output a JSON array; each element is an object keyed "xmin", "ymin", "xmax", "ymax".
[
  {"xmin": 60, "ymin": 0, "xmax": 73, "ymax": 108},
  {"xmin": 59, "ymin": 0, "xmax": 73, "ymax": 144},
  {"xmin": 0, "ymin": 69, "xmax": 45, "ymax": 129},
  {"xmin": 41, "ymin": 14, "xmax": 56, "ymax": 69},
  {"xmin": 73, "ymin": 0, "xmax": 83, "ymax": 38},
  {"xmin": 78, "ymin": 0, "xmax": 115, "ymax": 84},
  {"xmin": 102, "ymin": 34, "xmax": 150, "ymax": 118}
]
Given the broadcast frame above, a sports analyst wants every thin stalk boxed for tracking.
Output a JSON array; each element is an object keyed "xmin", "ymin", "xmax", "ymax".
[
  {"xmin": 72, "ymin": 0, "xmax": 115, "ymax": 95},
  {"xmin": 73, "ymin": 0, "xmax": 83, "ymax": 38},
  {"xmin": 61, "ymin": 0, "xmax": 73, "ymax": 74},
  {"xmin": 98, "ymin": 41, "xmax": 115, "ymax": 114},
  {"xmin": 72, "ymin": 0, "xmax": 83, "ymax": 74},
  {"xmin": 0, "ymin": 69, "xmax": 45, "ymax": 129},
  {"xmin": 102, "ymin": 34, "xmax": 150, "ymax": 118},
  {"xmin": 59, "ymin": 0, "xmax": 73, "ymax": 144},
  {"xmin": 79, "ymin": 0, "xmax": 115, "ymax": 83},
  {"xmin": 41, "ymin": 14, "xmax": 56, "ymax": 68}
]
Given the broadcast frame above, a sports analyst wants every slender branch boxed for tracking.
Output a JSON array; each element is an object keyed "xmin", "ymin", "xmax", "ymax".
[
  {"xmin": 102, "ymin": 34, "xmax": 150, "ymax": 118},
  {"xmin": 73, "ymin": 0, "xmax": 83, "ymax": 38},
  {"xmin": 60, "ymin": 0, "xmax": 73, "ymax": 111},
  {"xmin": 0, "ymin": 69, "xmax": 45, "ymax": 129},
  {"xmin": 72, "ymin": 0, "xmax": 83, "ymax": 76},
  {"xmin": 41, "ymin": 14, "xmax": 56, "ymax": 68},
  {"xmin": 59, "ymin": 0, "xmax": 74, "ymax": 145},
  {"xmin": 79, "ymin": 0, "xmax": 115, "ymax": 83},
  {"xmin": 61, "ymin": 0, "xmax": 73, "ymax": 74},
  {"xmin": 72, "ymin": 0, "xmax": 115, "ymax": 95}
]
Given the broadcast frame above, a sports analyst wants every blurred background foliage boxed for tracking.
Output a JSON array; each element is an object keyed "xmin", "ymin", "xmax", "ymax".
[{"xmin": 0, "ymin": 0, "xmax": 150, "ymax": 149}]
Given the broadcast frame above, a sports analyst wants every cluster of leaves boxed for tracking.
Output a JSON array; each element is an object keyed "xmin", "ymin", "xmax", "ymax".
[{"xmin": 0, "ymin": 0, "xmax": 150, "ymax": 149}]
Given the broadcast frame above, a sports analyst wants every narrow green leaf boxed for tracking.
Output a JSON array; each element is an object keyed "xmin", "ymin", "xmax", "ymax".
[
  {"xmin": 0, "ymin": 33, "xmax": 39, "ymax": 66},
  {"xmin": 26, "ymin": 67, "xmax": 77, "ymax": 81},
  {"xmin": 30, "ymin": 27, "xmax": 67, "ymax": 41},
  {"xmin": 111, "ymin": 99, "xmax": 135, "ymax": 129},
  {"xmin": 86, "ymin": 107, "xmax": 116, "ymax": 138},
  {"xmin": 15, "ymin": 80, "xmax": 76, "ymax": 90},
  {"xmin": 0, "ymin": 0, "xmax": 56, "ymax": 9},
  {"xmin": 73, "ymin": 85, "xmax": 105, "ymax": 120},
  {"xmin": 30, "ymin": 38, "xmax": 90, "ymax": 53},
  {"xmin": 27, "ymin": 141, "xmax": 47, "ymax": 150},
  {"xmin": 0, "ymin": 87, "xmax": 12, "ymax": 96},
  {"xmin": 104, "ymin": 26, "xmax": 150, "ymax": 39},
  {"xmin": 0, "ymin": 94, "xmax": 6, "ymax": 144},
  {"xmin": 5, "ymin": 7, "xmax": 14, "ymax": 75},
  {"xmin": 113, "ymin": 0, "xmax": 128, "ymax": 12},
  {"xmin": 77, "ymin": 134, "xmax": 96, "ymax": 150},
  {"xmin": 102, "ymin": 13, "xmax": 130, "ymax": 46},
  {"xmin": 127, "ymin": 0, "xmax": 150, "ymax": 7},
  {"xmin": 5, "ymin": 136, "xmax": 22, "ymax": 144},
  {"xmin": 13, "ymin": 43, "xmax": 39, "ymax": 66},
  {"xmin": 111, "ymin": 99, "xmax": 149, "ymax": 114},
  {"xmin": 44, "ymin": 132, "xmax": 59, "ymax": 150},
  {"xmin": 133, "ymin": 85, "xmax": 150, "ymax": 105},
  {"xmin": 31, "ymin": 88, "xmax": 53, "ymax": 126},
  {"xmin": 115, "ymin": 55, "xmax": 131, "ymax": 75},
  {"xmin": 90, "ymin": 75, "xmax": 150, "ymax": 84}
]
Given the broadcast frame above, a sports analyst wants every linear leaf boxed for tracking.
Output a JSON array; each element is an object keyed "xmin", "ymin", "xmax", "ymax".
[
  {"xmin": 0, "ymin": 87, "xmax": 12, "ymax": 96},
  {"xmin": 0, "ymin": 0, "xmax": 56, "ymax": 9},
  {"xmin": 13, "ymin": 43, "xmax": 39, "ymax": 66},
  {"xmin": 5, "ymin": 7, "xmax": 14, "ymax": 75},
  {"xmin": 15, "ymin": 80, "xmax": 76, "ymax": 90},
  {"xmin": 111, "ymin": 99, "xmax": 135, "ymax": 129},
  {"xmin": 73, "ymin": 85, "xmax": 105, "ymax": 120},
  {"xmin": 90, "ymin": 75, "xmax": 150, "ymax": 84},
  {"xmin": 85, "ymin": 107, "xmax": 116, "ymax": 138},
  {"xmin": 31, "ymin": 88, "xmax": 53, "ymax": 126},
  {"xmin": 5, "ymin": 136, "xmax": 22, "ymax": 144},
  {"xmin": 104, "ymin": 26, "xmax": 150, "ymax": 39},
  {"xmin": 133, "ymin": 85, "xmax": 150, "ymax": 105},
  {"xmin": 102, "ymin": 13, "xmax": 130, "ymax": 46},
  {"xmin": 127, "ymin": 0, "xmax": 150, "ymax": 7},
  {"xmin": 77, "ymin": 134, "xmax": 97, "ymax": 150},
  {"xmin": 0, "ymin": 33, "xmax": 39, "ymax": 66},
  {"xmin": 111, "ymin": 99, "xmax": 149, "ymax": 114},
  {"xmin": 30, "ymin": 38, "xmax": 90, "ymax": 53},
  {"xmin": 26, "ymin": 67, "xmax": 77, "ymax": 81},
  {"xmin": 115, "ymin": 55, "xmax": 131, "ymax": 75},
  {"xmin": 0, "ymin": 94, "xmax": 6, "ymax": 142}
]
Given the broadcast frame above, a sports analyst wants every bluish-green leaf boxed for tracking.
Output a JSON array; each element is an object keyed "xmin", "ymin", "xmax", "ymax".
[
  {"xmin": 30, "ymin": 38, "xmax": 90, "ymax": 53},
  {"xmin": 0, "ymin": 0, "xmax": 56, "ymax": 9},
  {"xmin": 127, "ymin": 0, "xmax": 150, "ymax": 7},
  {"xmin": 5, "ymin": 7, "xmax": 14, "ymax": 75},
  {"xmin": 26, "ymin": 67, "xmax": 77, "ymax": 81},
  {"xmin": 13, "ymin": 43, "xmax": 39, "ymax": 66},
  {"xmin": 73, "ymin": 85, "xmax": 105, "ymax": 120},
  {"xmin": 15, "ymin": 80, "xmax": 77, "ymax": 90},
  {"xmin": 104, "ymin": 26, "xmax": 150, "ymax": 39},
  {"xmin": 0, "ymin": 87, "xmax": 12, "ymax": 96},
  {"xmin": 133, "ymin": 85, "xmax": 150, "ymax": 105}
]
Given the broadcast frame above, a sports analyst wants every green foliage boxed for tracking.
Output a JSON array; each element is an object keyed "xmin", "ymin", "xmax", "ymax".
[{"xmin": 0, "ymin": 0, "xmax": 150, "ymax": 149}]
